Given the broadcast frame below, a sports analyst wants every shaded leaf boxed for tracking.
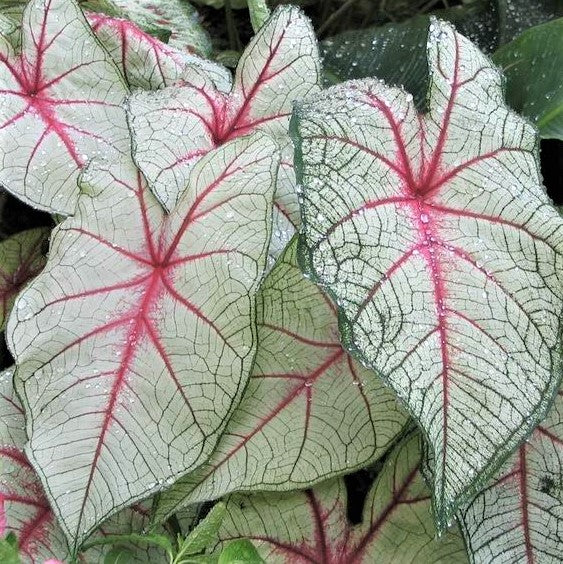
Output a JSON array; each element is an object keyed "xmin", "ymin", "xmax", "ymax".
[
  {"xmin": 0, "ymin": 228, "xmax": 48, "ymax": 330},
  {"xmin": 152, "ymin": 239, "xmax": 407, "ymax": 523},
  {"xmin": 459, "ymin": 386, "xmax": 563, "ymax": 563},
  {"xmin": 493, "ymin": 18, "xmax": 563, "ymax": 140},
  {"xmin": 7, "ymin": 132, "xmax": 278, "ymax": 550},
  {"xmin": 217, "ymin": 433, "xmax": 467, "ymax": 563},
  {"xmin": 0, "ymin": 0, "xmax": 129, "ymax": 215},
  {"xmin": 293, "ymin": 19, "xmax": 563, "ymax": 529}
]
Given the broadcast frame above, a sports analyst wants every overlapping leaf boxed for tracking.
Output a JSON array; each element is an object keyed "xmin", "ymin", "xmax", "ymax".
[
  {"xmin": 86, "ymin": 13, "xmax": 230, "ymax": 91},
  {"xmin": 128, "ymin": 4, "xmax": 321, "ymax": 261},
  {"xmin": 7, "ymin": 131, "xmax": 278, "ymax": 549},
  {"xmin": 216, "ymin": 432, "xmax": 467, "ymax": 563},
  {"xmin": 0, "ymin": 228, "xmax": 48, "ymax": 330},
  {"xmin": 293, "ymin": 18, "xmax": 563, "ymax": 529},
  {"xmin": 0, "ymin": 0, "xmax": 130, "ymax": 215},
  {"xmin": 459, "ymin": 386, "xmax": 563, "ymax": 563},
  {"xmin": 0, "ymin": 366, "xmax": 172, "ymax": 563},
  {"xmin": 152, "ymin": 238, "xmax": 407, "ymax": 523}
]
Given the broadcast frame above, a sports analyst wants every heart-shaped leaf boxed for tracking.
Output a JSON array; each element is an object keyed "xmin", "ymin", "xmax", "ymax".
[
  {"xmin": 7, "ymin": 131, "xmax": 278, "ymax": 549},
  {"xmin": 216, "ymin": 432, "xmax": 467, "ymax": 563},
  {"xmin": 87, "ymin": 13, "xmax": 231, "ymax": 91},
  {"xmin": 128, "ymin": 4, "xmax": 321, "ymax": 253},
  {"xmin": 458, "ymin": 386, "xmax": 563, "ymax": 563},
  {"xmin": 151, "ymin": 238, "xmax": 408, "ymax": 524},
  {"xmin": 0, "ymin": 366, "xmax": 172, "ymax": 563},
  {"xmin": 0, "ymin": 228, "xmax": 49, "ymax": 331},
  {"xmin": 292, "ymin": 18, "xmax": 563, "ymax": 529},
  {"xmin": 0, "ymin": 0, "xmax": 130, "ymax": 215}
]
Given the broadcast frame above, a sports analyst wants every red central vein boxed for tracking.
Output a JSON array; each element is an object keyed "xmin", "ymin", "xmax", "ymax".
[
  {"xmin": 77, "ymin": 270, "xmax": 163, "ymax": 524},
  {"xmin": 518, "ymin": 446, "xmax": 534, "ymax": 563},
  {"xmin": 306, "ymin": 491, "xmax": 329, "ymax": 564}
]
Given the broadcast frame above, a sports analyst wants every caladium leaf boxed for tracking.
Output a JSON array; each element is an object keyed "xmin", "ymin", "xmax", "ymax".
[
  {"xmin": 0, "ymin": 0, "xmax": 129, "ymax": 215},
  {"xmin": 458, "ymin": 386, "xmax": 563, "ymax": 563},
  {"xmin": 0, "ymin": 366, "xmax": 172, "ymax": 563},
  {"xmin": 292, "ymin": 18, "xmax": 563, "ymax": 529},
  {"xmin": 7, "ymin": 131, "xmax": 278, "ymax": 550},
  {"xmin": 128, "ymin": 4, "xmax": 321, "ymax": 254},
  {"xmin": 87, "ymin": 12, "xmax": 231, "ymax": 91},
  {"xmin": 0, "ymin": 228, "xmax": 49, "ymax": 330},
  {"xmin": 151, "ymin": 238, "xmax": 408, "ymax": 524},
  {"xmin": 216, "ymin": 432, "xmax": 468, "ymax": 563}
]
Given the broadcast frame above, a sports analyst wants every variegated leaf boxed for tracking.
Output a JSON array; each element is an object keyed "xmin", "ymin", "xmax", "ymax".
[
  {"xmin": 7, "ymin": 131, "xmax": 278, "ymax": 550},
  {"xmin": 87, "ymin": 13, "xmax": 231, "ymax": 91},
  {"xmin": 0, "ymin": 228, "xmax": 49, "ymax": 330},
  {"xmin": 217, "ymin": 432, "xmax": 468, "ymax": 563},
  {"xmin": 0, "ymin": 0, "xmax": 129, "ymax": 215},
  {"xmin": 292, "ymin": 18, "xmax": 563, "ymax": 528},
  {"xmin": 128, "ymin": 4, "xmax": 321, "ymax": 261},
  {"xmin": 152, "ymin": 238, "xmax": 408, "ymax": 523},
  {"xmin": 459, "ymin": 386, "xmax": 563, "ymax": 563},
  {"xmin": 0, "ymin": 366, "xmax": 171, "ymax": 563}
]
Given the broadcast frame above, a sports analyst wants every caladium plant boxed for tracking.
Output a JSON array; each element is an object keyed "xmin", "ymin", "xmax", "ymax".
[
  {"xmin": 292, "ymin": 18, "xmax": 563, "ymax": 529},
  {"xmin": 215, "ymin": 432, "xmax": 468, "ymax": 563},
  {"xmin": 128, "ymin": 4, "xmax": 321, "ymax": 258},
  {"xmin": 8, "ymin": 131, "xmax": 278, "ymax": 549},
  {"xmin": 151, "ymin": 238, "xmax": 408, "ymax": 523}
]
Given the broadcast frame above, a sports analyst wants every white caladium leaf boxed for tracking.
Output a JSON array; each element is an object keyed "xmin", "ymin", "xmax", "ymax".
[
  {"xmin": 151, "ymin": 238, "xmax": 408, "ymax": 523},
  {"xmin": 0, "ymin": 367, "xmax": 170, "ymax": 563},
  {"xmin": 459, "ymin": 386, "xmax": 563, "ymax": 563},
  {"xmin": 292, "ymin": 18, "xmax": 563, "ymax": 529},
  {"xmin": 0, "ymin": 228, "xmax": 49, "ymax": 330},
  {"xmin": 128, "ymin": 4, "xmax": 321, "ymax": 255},
  {"xmin": 7, "ymin": 131, "xmax": 278, "ymax": 550},
  {"xmin": 217, "ymin": 432, "xmax": 468, "ymax": 563},
  {"xmin": 0, "ymin": 0, "xmax": 130, "ymax": 215},
  {"xmin": 87, "ymin": 13, "xmax": 231, "ymax": 91}
]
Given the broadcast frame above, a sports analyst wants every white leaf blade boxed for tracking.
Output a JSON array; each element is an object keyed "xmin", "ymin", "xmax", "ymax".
[
  {"xmin": 7, "ymin": 132, "xmax": 278, "ymax": 549},
  {"xmin": 0, "ymin": 0, "xmax": 129, "ymax": 215},
  {"xmin": 459, "ymin": 387, "xmax": 563, "ymax": 563},
  {"xmin": 151, "ymin": 238, "xmax": 408, "ymax": 522},
  {"xmin": 293, "ymin": 19, "xmax": 563, "ymax": 527},
  {"xmin": 128, "ymin": 5, "xmax": 321, "ymax": 218}
]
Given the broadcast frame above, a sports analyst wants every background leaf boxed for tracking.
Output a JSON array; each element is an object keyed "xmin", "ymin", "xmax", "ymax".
[
  {"xmin": 458, "ymin": 385, "xmax": 563, "ymax": 563},
  {"xmin": 215, "ymin": 432, "xmax": 467, "ymax": 563},
  {"xmin": 0, "ymin": 228, "xmax": 48, "ymax": 330},
  {"xmin": 493, "ymin": 18, "xmax": 563, "ymax": 139}
]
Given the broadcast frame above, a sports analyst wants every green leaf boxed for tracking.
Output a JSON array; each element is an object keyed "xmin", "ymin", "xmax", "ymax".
[
  {"xmin": 104, "ymin": 546, "xmax": 138, "ymax": 564},
  {"xmin": 217, "ymin": 433, "xmax": 467, "ymax": 563},
  {"xmin": 0, "ymin": 533, "xmax": 21, "ymax": 564},
  {"xmin": 247, "ymin": 0, "xmax": 269, "ymax": 33},
  {"xmin": 458, "ymin": 385, "xmax": 563, "ymax": 562},
  {"xmin": 0, "ymin": 228, "xmax": 49, "ymax": 331},
  {"xmin": 151, "ymin": 238, "xmax": 407, "ymax": 523},
  {"xmin": 179, "ymin": 503, "xmax": 226, "ymax": 556},
  {"xmin": 218, "ymin": 540, "xmax": 263, "ymax": 564},
  {"xmin": 7, "ymin": 131, "xmax": 277, "ymax": 551},
  {"xmin": 293, "ymin": 18, "xmax": 563, "ymax": 530},
  {"xmin": 493, "ymin": 18, "xmax": 563, "ymax": 140},
  {"xmin": 0, "ymin": 0, "xmax": 130, "ymax": 215}
]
